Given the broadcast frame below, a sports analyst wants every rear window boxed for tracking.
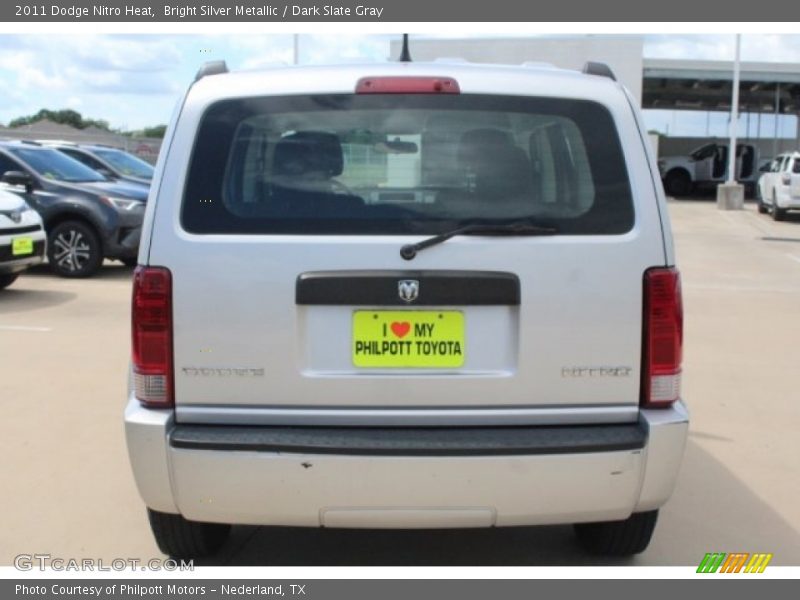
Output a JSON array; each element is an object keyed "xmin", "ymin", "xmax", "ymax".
[{"xmin": 182, "ymin": 94, "xmax": 634, "ymax": 235}]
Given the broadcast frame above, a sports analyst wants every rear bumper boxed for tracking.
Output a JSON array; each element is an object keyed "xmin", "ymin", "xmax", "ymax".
[
  {"xmin": 125, "ymin": 398, "xmax": 688, "ymax": 528},
  {"xmin": 775, "ymin": 191, "xmax": 800, "ymax": 209}
]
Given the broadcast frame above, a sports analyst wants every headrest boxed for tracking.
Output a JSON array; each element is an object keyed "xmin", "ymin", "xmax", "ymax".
[
  {"xmin": 273, "ymin": 131, "xmax": 343, "ymax": 179},
  {"xmin": 457, "ymin": 128, "xmax": 515, "ymax": 167},
  {"xmin": 456, "ymin": 128, "xmax": 531, "ymax": 199}
]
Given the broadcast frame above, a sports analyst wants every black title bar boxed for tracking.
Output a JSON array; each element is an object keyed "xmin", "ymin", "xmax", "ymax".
[{"xmin": 2, "ymin": 0, "xmax": 793, "ymax": 22}]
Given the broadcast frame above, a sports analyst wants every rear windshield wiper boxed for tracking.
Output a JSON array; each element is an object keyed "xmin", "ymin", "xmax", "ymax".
[{"xmin": 400, "ymin": 221, "xmax": 558, "ymax": 260}]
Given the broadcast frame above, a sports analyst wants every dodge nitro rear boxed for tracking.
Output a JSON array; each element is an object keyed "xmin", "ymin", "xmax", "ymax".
[{"xmin": 125, "ymin": 59, "xmax": 688, "ymax": 559}]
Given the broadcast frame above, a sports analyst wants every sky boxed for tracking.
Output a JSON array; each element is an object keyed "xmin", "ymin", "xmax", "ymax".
[{"xmin": 1, "ymin": 34, "xmax": 799, "ymax": 137}]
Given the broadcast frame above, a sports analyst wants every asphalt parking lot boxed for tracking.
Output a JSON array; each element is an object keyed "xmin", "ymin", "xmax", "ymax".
[{"xmin": 1, "ymin": 198, "xmax": 799, "ymax": 566}]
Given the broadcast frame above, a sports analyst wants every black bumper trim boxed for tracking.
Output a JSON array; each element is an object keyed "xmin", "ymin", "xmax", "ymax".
[
  {"xmin": 0, "ymin": 240, "xmax": 46, "ymax": 263},
  {"xmin": 169, "ymin": 423, "xmax": 646, "ymax": 456},
  {"xmin": 296, "ymin": 270, "xmax": 520, "ymax": 306}
]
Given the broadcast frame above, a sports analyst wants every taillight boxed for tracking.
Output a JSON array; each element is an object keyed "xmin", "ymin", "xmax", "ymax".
[
  {"xmin": 132, "ymin": 266, "xmax": 173, "ymax": 407},
  {"xmin": 641, "ymin": 267, "xmax": 683, "ymax": 408},
  {"xmin": 356, "ymin": 76, "xmax": 460, "ymax": 94}
]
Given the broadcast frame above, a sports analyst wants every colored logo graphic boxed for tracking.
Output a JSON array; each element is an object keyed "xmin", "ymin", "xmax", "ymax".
[{"xmin": 697, "ymin": 552, "xmax": 773, "ymax": 573}]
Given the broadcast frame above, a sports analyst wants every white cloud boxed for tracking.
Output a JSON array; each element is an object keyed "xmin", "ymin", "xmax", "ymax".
[
  {"xmin": 2, "ymin": 34, "xmax": 800, "ymax": 131},
  {"xmin": 644, "ymin": 34, "xmax": 800, "ymax": 62}
]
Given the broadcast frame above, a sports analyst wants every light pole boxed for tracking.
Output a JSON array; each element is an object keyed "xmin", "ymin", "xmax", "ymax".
[
  {"xmin": 717, "ymin": 33, "xmax": 745, "ymax": 210},
  {"xmin": 726, "ymin": 34, "xmax": 741, "ymax": 185}
]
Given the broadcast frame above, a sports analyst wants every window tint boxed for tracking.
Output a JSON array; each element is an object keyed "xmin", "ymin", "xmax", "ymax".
[
  {"xmin": 182, "ymin": 94, "xmax": 634, "ymax": 235},
  {"xmin": 7, "ymin": 147, "xmax": 105, "ymax": 182},
  {"xmin": 93, "ymin": 148, "xmax": 154, "ymax": 179},
  {"xmin": 0, "ymin": 152, "xmax": 22, "ymax": 178},
  {"xmin": 61, "ymin": 148, "xmax": 106, "ymax": 172},
  {"xmin": 793, "ymin": 159, "xmax": 800, "ymax": 174},
  {"xmin": 691, "ymin": 144, "xmax": 717, "ymax": 160}
]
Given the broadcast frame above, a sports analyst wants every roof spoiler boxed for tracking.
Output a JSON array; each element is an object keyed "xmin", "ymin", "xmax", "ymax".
[
  {"xmin": 582, "ymin": 61, "xmax": 616, "ymax": 81},
  {"xmin": 195, "ymin": 60, "xmax": 229, "ymax": 82}
]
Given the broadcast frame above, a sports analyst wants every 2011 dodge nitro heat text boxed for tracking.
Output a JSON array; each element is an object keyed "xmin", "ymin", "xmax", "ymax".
[{"xmin": 125, "ymin": 59, "xmax": 688, "ymax": 560}]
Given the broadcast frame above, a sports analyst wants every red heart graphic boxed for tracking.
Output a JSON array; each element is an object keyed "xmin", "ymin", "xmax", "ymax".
[{"xmin": 390, "ymin": 321, "xmax": 411, "ymax": 338}]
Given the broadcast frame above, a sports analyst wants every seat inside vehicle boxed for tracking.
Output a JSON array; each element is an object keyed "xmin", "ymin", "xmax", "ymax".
[
  {"xmin": 456, "ymin": 128, "xmax": 532, "ymax": 202},
  {"xmin": 240, "ymin": 130, "xmax": 365, "ymax": 218}
]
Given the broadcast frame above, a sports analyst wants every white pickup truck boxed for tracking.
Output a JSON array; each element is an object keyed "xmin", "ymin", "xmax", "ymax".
[{"xmin": 658, "ymin": 142, "xmax": 760, "ymax": 196}]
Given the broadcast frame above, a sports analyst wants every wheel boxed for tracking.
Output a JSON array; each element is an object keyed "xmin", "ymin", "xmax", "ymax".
[
  {"xmin": 147, "ymin": 509, "xmax": 230, "ymax": 559},
  {"xmin": 0, "ymin": 273, "xmax": 19, "ymax": 290},
  {"xmin": 47, "ymin": 220, "xmax": 103, "ymax": 278},
  {"xmin": 120, "ymin": 257, "xmax": 138, "ymax": 267},
  {"xmin": 757, "ymin": 186, "xmax": 768, "ymax": 213},
  {"xmin": 664, "ymin": 170, "xmax": 692, "ymax": 197},
  {"xmin": 574, "ymin": 510, "xmax": 658, "ymax": 556},
  {"xmin": 757, "ymin": 189, "xmax": 768, "ymax": 214},
  {"xmin": 772, "ymin": 192, "xmax": 786, "ymax": 222}
]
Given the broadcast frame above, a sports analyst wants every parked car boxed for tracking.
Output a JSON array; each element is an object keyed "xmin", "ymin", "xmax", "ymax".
[
  {"xmin": 125, "ymin": 60, "xmax": 688, "ymax": 559},
  {"xmin": 41, "ymin": 141, "xmax": 154, "ymax": 187},
  {"xmin": 756, "ymin": 152, "xmax": 800, "ymax": 221},
  {"xmin": 0, "ymin": 140, "xmax": 148, "ymax": 277},
  {"xmin": 658, "ymin": 142, "xmax": 760, "ymax": 197},
  {"xmin": 0, "ymin": 188, "xmax": 46, "ymax": 289}
]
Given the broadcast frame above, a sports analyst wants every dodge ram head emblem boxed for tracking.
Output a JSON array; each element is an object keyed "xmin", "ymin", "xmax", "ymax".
[{"xmin": 398, "ymin": 279, "xmax": 419, "ymax": 303}]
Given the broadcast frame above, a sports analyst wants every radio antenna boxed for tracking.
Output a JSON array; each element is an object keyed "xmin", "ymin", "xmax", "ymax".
[{"xmin": 399, "ymin": 34, "xmax": 412, "ymax": 62}]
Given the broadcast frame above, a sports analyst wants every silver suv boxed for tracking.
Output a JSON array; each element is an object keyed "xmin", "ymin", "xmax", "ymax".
[{"xmin": 125, "ymin": 60, "xmax": 688, "ymax": 560}]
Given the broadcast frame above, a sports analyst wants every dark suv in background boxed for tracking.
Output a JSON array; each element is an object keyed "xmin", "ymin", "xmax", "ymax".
[
  {"xmin": 42, "ymin": 142, "xmax": 154, "ymax": 187},
  {"xmin": 0, "ymin": 140, "xmax": 148, "ymax": 277}
]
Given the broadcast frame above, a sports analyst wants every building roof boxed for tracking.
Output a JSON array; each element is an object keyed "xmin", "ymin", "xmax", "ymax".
[{"xmin": 643, "ymin": 58, "xmax": 800, "ymax": 113}]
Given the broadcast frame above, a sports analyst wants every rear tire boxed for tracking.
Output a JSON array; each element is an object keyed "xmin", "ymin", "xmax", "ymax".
[
  {"xmin": 772, "ymin": 192, "xmax": 787, "ymax": 221},
  {"xmin": 574, "ymin": 510, "xmax": 659, "ymax": 556},
  {"xmin": 147, "ymin": 509, "xmax": 230, "ymax": 559},
  {"xmin": 664, "ymin": 170, "xmax": 692, "ymax": 197},
  {"xmin": 47, "ymin": 220, "xmax": 103, "ymax": 278},
  {"xmin": 0, "ymin": 273, "xmax": 19, "ymax": 290},
  {"xmin": 757, "ymin": 190, "xmax": 768, "ymax": 214}
]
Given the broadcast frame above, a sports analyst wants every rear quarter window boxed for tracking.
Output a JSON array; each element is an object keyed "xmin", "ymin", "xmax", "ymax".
[{"xmin": 181, "ymin": 94, "xmax": 634, "ymax": 235}]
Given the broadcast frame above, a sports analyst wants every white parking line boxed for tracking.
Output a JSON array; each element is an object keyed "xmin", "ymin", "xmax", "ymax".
[
  {"xmin": 786, "ymin": 254, "xmax": 800, "ymax": 265},
  {"xmin": 0, "ymin": 325, "xmax": 51, "ymax": 332}
]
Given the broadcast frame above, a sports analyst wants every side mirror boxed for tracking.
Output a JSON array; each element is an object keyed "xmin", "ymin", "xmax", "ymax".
[
  {"xmin": 2, "ymin": 171, "xmax": 34, "ymax": 193},
  {"xmin": 96, "ymin": 167, "xmax": 115, "ymax": 179}
]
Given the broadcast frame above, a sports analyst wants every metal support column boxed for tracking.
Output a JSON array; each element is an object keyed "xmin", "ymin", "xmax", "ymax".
[{"xmin": 773, "ymin": 83, "xmax": 780, "ymax": 157}]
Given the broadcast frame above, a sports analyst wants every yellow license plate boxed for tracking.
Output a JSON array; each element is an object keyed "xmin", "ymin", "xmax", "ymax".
[
  {"xmin": 12, "ymin": 237, "xmax": 33, "ymax": 256},
  {"xmin": 353, "ymin": 310, "xmax": 465, "ymax": 368}
]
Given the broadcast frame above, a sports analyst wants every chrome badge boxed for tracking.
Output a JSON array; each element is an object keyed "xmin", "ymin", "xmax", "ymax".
[{"xmin": 398, "ymin": 279, "xmax": 419, "ymax": 303}]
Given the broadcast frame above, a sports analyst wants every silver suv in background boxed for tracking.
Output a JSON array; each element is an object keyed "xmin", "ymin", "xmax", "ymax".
[{"xmin": 125, "ymin": 60, "xmax": 688, "ymax": 560}]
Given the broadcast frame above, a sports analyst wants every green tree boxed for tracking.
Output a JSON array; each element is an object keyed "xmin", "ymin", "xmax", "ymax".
[
  {"xmin": 8, "ymin": 108, "xmax": 111, "ymax": 131},
  {"xmin": 141, "ymin": 124, "xmax": 167, "ymax": 138}
]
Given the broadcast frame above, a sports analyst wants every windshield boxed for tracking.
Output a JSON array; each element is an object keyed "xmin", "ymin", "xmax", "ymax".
[
  {"xmin": 93, "ymin": 148, "xmax": 154, "ymax": 179},
  {"xmin": 8, "ymin": 147, "xmax": 106, "ymax": 183},
  {"xmin": 182, "ymin": 94, "xmax": 633, "ymax": 235}
]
